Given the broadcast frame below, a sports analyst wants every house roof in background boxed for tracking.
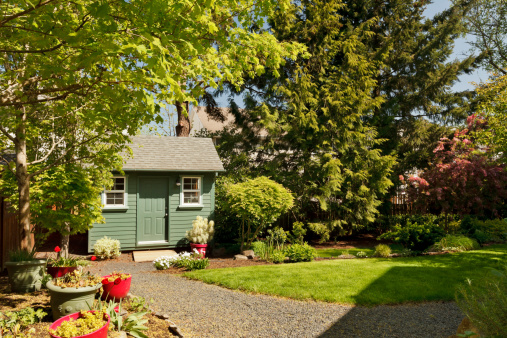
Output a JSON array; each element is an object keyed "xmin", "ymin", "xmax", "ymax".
[
  {"xmin": 191, "ymin": 106, "xmax": 269, "ymax": 137},
  {"xmin": 123, "ymin": 135, "xmax": 224, "ymax": 172}
]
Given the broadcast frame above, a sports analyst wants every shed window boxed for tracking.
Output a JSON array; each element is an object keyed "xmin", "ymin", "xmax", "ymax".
[
  {"xmin": 104, "ymin": 177, "xmax": 126, "ymax": 207},
  {"xmin": 181, "ymin": 177, "xmax": 202, "ymax": 206}
]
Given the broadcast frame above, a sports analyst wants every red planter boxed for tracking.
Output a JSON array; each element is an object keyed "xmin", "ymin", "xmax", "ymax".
[
  {"xmin": 47, "ymin": 266, "xmax": 77, "ymax": 278},
  {"xmin": 100, "ymin": 275, "xmax": 131, "ymax": 302},
  {"xmin": 190, "ymin": 243, "xmax": 208, "ymax": 257},
  {"xmin": 49, "ymin": 311, "xmax": 110, "ymax": 338}
]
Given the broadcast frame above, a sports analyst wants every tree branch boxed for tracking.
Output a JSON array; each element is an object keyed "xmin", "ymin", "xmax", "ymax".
[{"xmin": 0, "ymin": 0, "xmax": 58, "ymax": 27}]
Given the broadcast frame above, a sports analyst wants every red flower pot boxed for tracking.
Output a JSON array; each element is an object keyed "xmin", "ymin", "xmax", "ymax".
[
  {"xmin": 100, "ymin": 275, "xmax": 131, "ymax": 302},
  {"xmin": 47, "ymin": 266, "xmax": 77, "ymax": 278},
  {"xmin": 190, "ymin": 243, "xmax": 208, "ymax": 257},
  {"xmin": 49, "ymin": 311, "xmax": 110, "ymax": 338}
]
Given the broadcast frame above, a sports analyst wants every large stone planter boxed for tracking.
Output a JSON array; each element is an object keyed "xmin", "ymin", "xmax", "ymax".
[
  {"xmin": 46, "ymin": 281, "xmax": 102, "ymax": 320},
  {"xmin": 5, "ymin": 260, "xmax": 46, "ymax": 293}
]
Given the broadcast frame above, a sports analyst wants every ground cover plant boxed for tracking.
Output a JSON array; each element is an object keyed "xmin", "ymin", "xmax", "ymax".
[{"xmin": 184, "ymin": 245, "xmax": 507, "ymax": 306}]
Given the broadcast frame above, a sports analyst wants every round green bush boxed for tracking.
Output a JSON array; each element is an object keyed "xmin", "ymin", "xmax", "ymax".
[
  {"xmin": 285, "ymin": 243, "xmax": 316, "ymax": 262},
  {"xmin": 372, "ymin": 244, "xmax": 391, "ymax": 258}
]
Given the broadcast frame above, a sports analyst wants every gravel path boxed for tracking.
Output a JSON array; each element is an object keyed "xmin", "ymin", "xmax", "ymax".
[{"xmin": 88, "ymin": 261, "xmax": 463, "ymax": 337}]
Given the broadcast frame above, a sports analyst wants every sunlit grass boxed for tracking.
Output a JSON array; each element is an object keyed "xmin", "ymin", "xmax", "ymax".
[{"xmin": 184, "ymin": 245, "xmax": 507, "ymax": 306}]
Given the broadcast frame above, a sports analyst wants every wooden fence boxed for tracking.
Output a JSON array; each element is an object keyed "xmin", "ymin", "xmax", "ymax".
[
  {"xmin": 390, "ymin": 192, "xmax": 414, "ymax": 215},
  {"xmin": 0, "ymin": 197, "xmax": 34, "ymax": 270}
]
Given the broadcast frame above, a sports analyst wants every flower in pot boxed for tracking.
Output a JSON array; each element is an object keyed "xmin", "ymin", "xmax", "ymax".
[
  {"xmin": 48, "ymin": 310, "xmax": 110, "ymax": 338},
  {"xmin": 46, "ymin": 270, "xmax": 102, "ymax": 320},
  {"xmin": 185, "ymin": 216, "xmax": 214, "ymax": 257},
  {"xmin": 5, "ymin": 248, "xmax": 46, "ymax": 293},
  {"xmin": 47, "ymin": 246, "xmax": 80, "ymax": 278},
  {"xmin": 100, "ymin": 272, "xmax": 132, "ymax": 302}
]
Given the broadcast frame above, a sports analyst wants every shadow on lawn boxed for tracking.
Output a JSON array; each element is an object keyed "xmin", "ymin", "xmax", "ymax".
[{"xmin": 318, "ymin": 249, "xmax": 506, "ymax": 337}]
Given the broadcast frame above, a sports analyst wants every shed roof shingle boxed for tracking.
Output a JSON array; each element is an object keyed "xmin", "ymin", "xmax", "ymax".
[{"xmin": 123, "ymin": 135, "xmax": 224, "ymax": 172}]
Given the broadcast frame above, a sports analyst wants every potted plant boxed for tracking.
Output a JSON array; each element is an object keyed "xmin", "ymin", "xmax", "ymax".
[
  {"xmin": 5, "ymin": 248, "xmax": 46, "ymax": 293},
  {"xmin": 100, "ymin": 272, "xmax": 132, "ymax": 302},
  {"xmin": 48, "ymin": 310, "xmax": 110, "ymax": 338},
  {"xmin": 186, "ymin": 216, "xmax": 214, "ymax": 257},
  {"xmin": 47, "ymin": 246, "xmax": 80, "ymax": 278},
  {"xmin": 46, "ymin": 270, "xmax": 102, "ymax": 320}
]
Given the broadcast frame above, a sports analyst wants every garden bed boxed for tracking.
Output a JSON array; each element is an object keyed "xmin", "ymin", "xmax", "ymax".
[
  {"xmin": 153, "ymin": 257, "xmax": 273, "ymax": 274},
  {"xmin": 0, "ymin": 273, "xmax": 176, "ymax": 337}
]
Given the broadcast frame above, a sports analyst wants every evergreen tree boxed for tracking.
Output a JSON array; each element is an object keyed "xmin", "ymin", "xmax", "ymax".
[{"xmin": 214, "ymin": 0, "xmax": 396, "ymax": 235}]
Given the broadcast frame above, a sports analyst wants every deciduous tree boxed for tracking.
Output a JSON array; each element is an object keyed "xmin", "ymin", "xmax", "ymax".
[{"xmin": 0, "ymin": 0, "xmax": 303, "ymax": 249}]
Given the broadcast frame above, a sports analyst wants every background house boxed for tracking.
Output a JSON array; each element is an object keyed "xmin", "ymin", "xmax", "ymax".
[{"xmin": 87, "ymin": 135, "xmax": 224, "ymax": 252}]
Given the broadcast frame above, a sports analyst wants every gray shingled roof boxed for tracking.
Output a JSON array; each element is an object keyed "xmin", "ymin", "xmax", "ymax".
[{"xmin": 123, "ymin": 135, "xmax": 224, "ymax": 172}]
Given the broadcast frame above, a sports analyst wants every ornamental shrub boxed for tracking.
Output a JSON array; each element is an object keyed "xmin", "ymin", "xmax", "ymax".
[
  {"xmin": 251, "ymin": 241, "xmax": 268, "ymax": 260},
  {"xmin": 270, "ymin": 250, "xmax": 286, "ymax": 264},
  {"xmin": 225, "ymin": 176, "xmax": 294, "ymax": 251},
  {"xmin": 285, "ymin": 243, "xmax": 316, "ymax": 262},
  {"xmin": 460, "ymin": 217, "xmax": 507, "ymax": 244},
  {"xmin": 432, "ymin": 234, "xmax": 480, "ymax": 252},
  {"xmin": 93, "ymin": 236, "xmax": 121, "ymax": 259},
  {"xmin": 372, "ymin": 244, "xmax": 391, "ymax": 258},
  {"xmin": 186, "ymin": 216, "xmax": 215, "ymax": 244},
  {"xmin": 378, "ymin": 221, "xmax": 444, "ymax": 251},
  {"xmin": 288, "ymin": 222, "xmax": 307, "ymax": 245}
]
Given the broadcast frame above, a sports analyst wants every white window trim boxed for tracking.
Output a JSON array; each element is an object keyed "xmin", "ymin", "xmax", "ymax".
[
  {"xmin": 179, "ymin": 175, "xmax": 204, "ymax": 208},
  {"xmin": 102, "ymin": 176, "xmax": 129, "ymax": 210}
]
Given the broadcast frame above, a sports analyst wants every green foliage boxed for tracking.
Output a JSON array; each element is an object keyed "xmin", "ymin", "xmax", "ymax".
[
  {"xmin": 372, "ymin": 214, "xmax": 460, "ymax": 235},
  {"xmin": 48, "ymin": 256, "xmax": 80, "ymax": 268},
  {"xmin": 372, "ymin": 244, "xmax": 392, "ymax": 258},
  {"xmin": 225, "ymin": 176, "xmax": 294, "ymax": 250},
  {"xmin": 129, "ymin": 297, "xmax": 152, "ymax": 313},
  {"xmin": 0, "ymin": 307, "xmax": 47, "ymax": 337},
  {"xmin": 288, "ymin": 222, "xmax": 307, "ymax": 245},
  {"xmin": 93, "ymin": 236, "xmax": 121, "ymax": 259},
  {"xmin": 270, "ymin": 250, "xmax": 286, "ymax": 264},
  {"xmin": 460, "ymin": 217, "xmax": 507, "ymax": 244},
  {"xmin": 108, "ymin": 301, "xmax": 149, "ymax": 338},
  {"xmin": 251, "ymin": 241, "xmax": 268, "ymax": 260},
  {"xmin": 284, "ymin": 243, "xmax": 316, "ymax": 262},
  {"xmin": 266, "ymin": 227, "xmax": 288, "ymax": 251},
  {"xmin": 456, "ymin": 266, "xmax": 507, "ymax": 337},
  {"xmin": 8, "ymin": 249, "xmax": 36, "ymax": 262},
  {"xmin": 213, "ymin": 176, "xmax": 244, "ymax": 243},
  {"xmin": 378, "ymin": 221, "xmax": 444, "ymax": 251},
  {"xmin": 215, "ymin": 0, "xmax": 396, "ymax": 234},
  {"xmin": 432, "ymin": 235, "xmax": 480, "ymax": 252}
]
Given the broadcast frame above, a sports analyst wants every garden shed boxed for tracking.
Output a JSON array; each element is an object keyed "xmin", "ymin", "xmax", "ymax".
[{"xmin": 87, "ymin": 135, "xmax": 224, "ymax": 252}]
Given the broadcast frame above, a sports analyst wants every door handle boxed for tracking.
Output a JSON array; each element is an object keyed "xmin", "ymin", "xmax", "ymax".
[{"xmin": 165, "ymin": 213, "xmax": 168, "ymax": 217}]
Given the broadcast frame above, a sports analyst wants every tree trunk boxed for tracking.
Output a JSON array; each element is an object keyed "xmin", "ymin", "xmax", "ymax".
[
  {"xmin": 60, "ymin": 223, "xmax": 70, "ymax": 258},
  {"xmin": 15, "ymin": 110, "xmax": 33, "ymax": 251},
  {"xmin": 175, "ymin": 100, "xmax": 190, "ymax": 137}
]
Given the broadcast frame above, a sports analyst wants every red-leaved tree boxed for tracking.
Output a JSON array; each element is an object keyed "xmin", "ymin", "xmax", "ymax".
[{"xmin": 405, "ymin": 115, "xmax": 507, "ymax": 217}]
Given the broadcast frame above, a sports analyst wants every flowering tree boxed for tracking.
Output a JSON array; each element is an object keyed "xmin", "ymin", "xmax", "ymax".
[{"xmin": 406, "ymin": 117, "xmax": 507, "ymax": 218}]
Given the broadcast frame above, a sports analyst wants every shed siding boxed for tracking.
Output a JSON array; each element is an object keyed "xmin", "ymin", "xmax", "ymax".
[{"xmin": 88, "ymin": 172, "xmax": 216, "ymax": 252}]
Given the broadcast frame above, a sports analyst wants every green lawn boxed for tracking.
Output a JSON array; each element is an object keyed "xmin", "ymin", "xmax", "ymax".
[{"xmin": 184, "ymin": 245, "xmax": 507, "ymax": 306}]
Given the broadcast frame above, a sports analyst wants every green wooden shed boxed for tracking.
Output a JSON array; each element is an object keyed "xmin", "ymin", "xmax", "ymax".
[{"xmin": 87, "ymin": 135, "xmax": 225, "ymax": 252}]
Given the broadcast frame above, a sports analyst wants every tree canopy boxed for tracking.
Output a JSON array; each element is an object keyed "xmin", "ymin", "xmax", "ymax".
[{"xmin": 0, "ymin": 0, "xmax": 304, "ymax": 249}]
